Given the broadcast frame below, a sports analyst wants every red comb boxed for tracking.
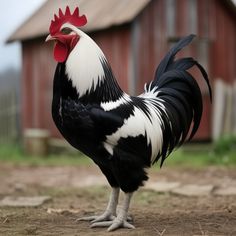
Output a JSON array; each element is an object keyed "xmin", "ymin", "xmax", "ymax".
[{"xmin": 49, "ymin": 6, "xmax": 87, "ymax": 35}]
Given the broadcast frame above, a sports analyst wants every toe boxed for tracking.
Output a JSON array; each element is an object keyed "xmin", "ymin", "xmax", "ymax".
[
  {"xmin": 107, "ymin": 220, "xmax": 135, "ymax": 231},
  {"xmin": 91, "ymin": 214, "xmax": 115, "ymax": 223},
  {"xmin": 90, "ymin": 221, "xmax": 113, "ymax": 228},
  {"xmin": 123, "ymin": 221, "xmax": 135, "ymax": 229}
]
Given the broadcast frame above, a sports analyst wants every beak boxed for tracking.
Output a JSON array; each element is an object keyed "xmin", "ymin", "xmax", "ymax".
[{"xmin": 45, "ymin": 34, "xmax": 55, "ymax": 42}]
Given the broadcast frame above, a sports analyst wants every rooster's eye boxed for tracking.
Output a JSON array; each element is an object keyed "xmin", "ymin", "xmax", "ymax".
[{"xmin": 61, "ymin": 27, "xmax": 72, "ymax": 35}]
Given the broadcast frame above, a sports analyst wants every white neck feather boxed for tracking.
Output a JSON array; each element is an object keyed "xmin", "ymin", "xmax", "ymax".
[{"xmin": 65, "ymin": 28, "xmax": 106, "ymax": 97}]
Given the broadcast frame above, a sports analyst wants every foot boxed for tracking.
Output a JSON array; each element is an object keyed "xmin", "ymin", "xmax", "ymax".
[
  {"xmin": 77, "ymin": 212, "xmax": 133, "ymax": 223},
  {"xmin": 76, "ymin": 212, "xmax": 116, "ymax": 223},
  {"xmin": 90, "ymin": 217, "xmax": 135, "ymax": 231},
  {"xmin": 91, "ymin": 192, "xmax": 135, "ymax": 231},
  {"xmin": 77, "ymin": 188, "xmax": 120, "ymax": 224},
  {"xmin": 76, "ymin": 211, "xmax": 116, "ymax": 223}
]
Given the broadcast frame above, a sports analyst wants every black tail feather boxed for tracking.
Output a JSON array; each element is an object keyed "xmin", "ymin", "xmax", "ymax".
[
  {"xmin": 154, "ymin": 34, "xmax": 196, "ymax": 80},
  {"xmin": 148, "ymin": 35, "xmax": 212, "ymax": 166}
]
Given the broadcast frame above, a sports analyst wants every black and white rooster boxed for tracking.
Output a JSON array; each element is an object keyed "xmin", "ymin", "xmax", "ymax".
[{"xmin": 46, "ymin": 6, "xmax": 211, "ymax": 231}]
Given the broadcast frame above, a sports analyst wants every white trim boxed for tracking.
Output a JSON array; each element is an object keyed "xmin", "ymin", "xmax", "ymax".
[{"xmin": 101, "ymin": 94, "xmax": 131, "ymax": 111}]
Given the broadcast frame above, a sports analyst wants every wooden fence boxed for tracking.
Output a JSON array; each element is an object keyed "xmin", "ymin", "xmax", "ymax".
[
  {"xmin": 212, "ymin": 80, "xmax": 236, "ymax": 140},
  {"xmin": 0, "ymin": 91, "xmax": 19, "ymax": 144}
]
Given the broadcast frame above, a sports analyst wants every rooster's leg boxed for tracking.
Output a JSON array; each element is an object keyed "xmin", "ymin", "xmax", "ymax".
[
  {"xmin": 90, "ymin": 192, "xmax": 135, "ymax": 231},
  {"xmin": 77, "ymin": 187, "xmax": 120, "ymax": 223}
]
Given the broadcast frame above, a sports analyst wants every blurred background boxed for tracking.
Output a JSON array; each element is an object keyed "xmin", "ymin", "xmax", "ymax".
[
  {"xmin": 0, "ymin": 0, "xmax": 235, "ymax": 161},
  {"xmin": 0, "ymin": 1, "xmax": 236, "ymax": 235}
]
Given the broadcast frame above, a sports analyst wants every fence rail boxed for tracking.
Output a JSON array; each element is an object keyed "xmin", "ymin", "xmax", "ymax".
[{"xmin": 0, "ymin": 91, "xmax": 19, "ymax": 144}]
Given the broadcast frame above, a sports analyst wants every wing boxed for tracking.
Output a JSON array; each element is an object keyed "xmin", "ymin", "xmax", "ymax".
[{"xmin": 62, "ymin": 98, "xmax": 124, "ymax": 139}]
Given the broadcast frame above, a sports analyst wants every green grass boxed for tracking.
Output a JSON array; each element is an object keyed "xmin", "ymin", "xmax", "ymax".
[
  {"xmin": 0, "ymin": 141, "xmax": 235, "ymax": 167},
  {"xmin": 163, "ymin": 148, "xmax": 236, "ymax": 168},
  {"xmin": 0, "ymin": 144, "xmax": 92, "ymax": 166}
]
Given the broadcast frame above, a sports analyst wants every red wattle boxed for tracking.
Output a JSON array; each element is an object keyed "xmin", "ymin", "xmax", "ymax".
[{"xmin": 54, "ymin": 41, "xmax": 68, "ymax": 63}]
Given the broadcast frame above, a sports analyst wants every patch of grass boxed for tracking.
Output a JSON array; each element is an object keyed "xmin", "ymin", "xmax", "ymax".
[
  {"xmin": 161, "ymin": 145, "xmax": 236, "ymax": 168},
  {"xmin": 213, "ymin": 135, "xmax": 236, "ymax": 155},
  {"xmin": 0, "ymin": 140, "xmax": 236, "ymax": 167},
  {"xmin": 0, "ymin": 144, "xmax": 92, "ymax": 166},
  {"xmin": 134, "ymin": 189, "xmax": 160, "ymax": 205}
]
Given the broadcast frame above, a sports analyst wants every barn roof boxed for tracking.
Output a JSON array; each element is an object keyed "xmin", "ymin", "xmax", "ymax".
[{"xmin": 7, "ymin": 0, "xmax": 150, "ymax": 43}]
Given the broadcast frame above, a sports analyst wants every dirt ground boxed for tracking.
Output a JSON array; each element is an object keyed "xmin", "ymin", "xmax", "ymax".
[{"xmin": 0, "ymin": 164, "xmax": 236, "ymax": 236}]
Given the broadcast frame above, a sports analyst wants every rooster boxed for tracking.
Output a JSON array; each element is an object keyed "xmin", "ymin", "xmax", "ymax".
[{"xmin": 46, "ymin": 6, "xmax": 211, "ymax": 231}]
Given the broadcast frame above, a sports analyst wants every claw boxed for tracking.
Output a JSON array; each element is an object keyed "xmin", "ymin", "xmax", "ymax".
[{"xmin": 107, "ymin": 219, "xmax": 135, "ymax": 231}]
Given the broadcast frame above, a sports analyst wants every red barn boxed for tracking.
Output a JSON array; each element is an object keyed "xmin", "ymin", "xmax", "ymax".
[{"xmin": 7, "ymin": 0, "xmax": 236, "ymax": 141}]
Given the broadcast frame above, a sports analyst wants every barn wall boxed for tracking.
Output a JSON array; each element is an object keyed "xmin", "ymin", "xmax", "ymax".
[
  {"xmin": 133, "ymin": 0, "xmax": 214, "ymax": 140},
  {"xmin": 132, "ymin": 0, "xmax": 166, "ymax": 94},
  {"xmin": 133, "ymin": 0, "xmax": 207, "ymax": 93},
  {"xmin": 209, "ymin": 0, "xmax": 236, "ymax": 85},
  {"xmin": 195, "ymin": 0, "xmax": 236, "ymax": 140},
  {"xmin": 20, "ymin": 0, "xmax": 236, "ymax": 141},
  {"xmin": 90, "ymin": 26, "xmax": 131, "ymax": 93},
  {"xmin": 22, "ymin": 38, "xmax": 60, "ymax": 138}
]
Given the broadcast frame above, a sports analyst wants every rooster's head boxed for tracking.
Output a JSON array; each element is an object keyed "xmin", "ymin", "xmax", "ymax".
[{"xmin": 46, "ymin": 6, "xmax": 87, "ymax": 63}]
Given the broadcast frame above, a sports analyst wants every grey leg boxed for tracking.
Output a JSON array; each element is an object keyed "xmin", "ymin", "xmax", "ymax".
[
  {"xmin": 77, "ymin": 187, "xmax": 120, "ymax": 223},
  {"xmin": 91, "ymin": 192, "xmax": 135, "ymax": 231}
]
